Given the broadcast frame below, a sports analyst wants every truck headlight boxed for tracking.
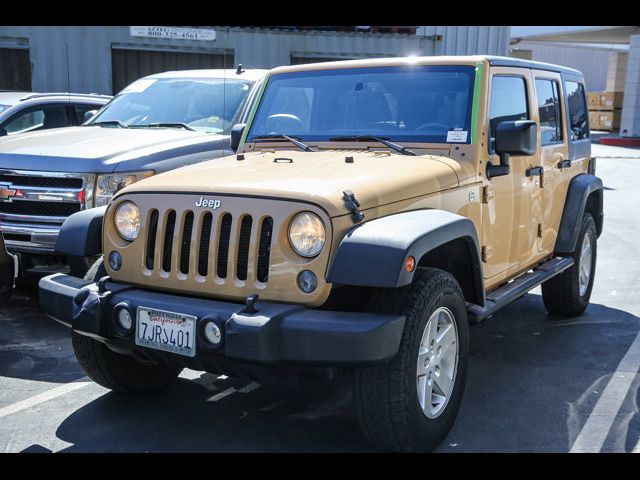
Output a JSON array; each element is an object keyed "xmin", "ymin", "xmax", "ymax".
[
  {"xmin": 288, "ymin": 212, "xmax": 325, "ymax": 258},
  {"xmin": 114, "ymin": 201, "xmax": 141, "ymax": 241},
  {"xmin": 95, "ymin": 171, "xmax": 153, "ymax": 207}
]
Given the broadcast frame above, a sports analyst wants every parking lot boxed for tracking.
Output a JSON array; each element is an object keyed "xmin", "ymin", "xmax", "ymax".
[{"xmin": 1, "ymin": 143, "xmax": 639, "ymax": 453}]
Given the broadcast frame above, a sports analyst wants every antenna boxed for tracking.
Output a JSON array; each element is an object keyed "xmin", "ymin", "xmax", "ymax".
[
  {"xmin": 65, "ymin": 39, "xmax": 71, "ymax": 101},
  {"xmin": 222, "ymin": 27, "xmax": 228, "ymax": 133}
]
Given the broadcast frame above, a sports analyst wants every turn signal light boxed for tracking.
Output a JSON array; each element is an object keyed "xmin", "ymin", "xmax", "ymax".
[{"xmin": 405, "ymin": 256, "xmax": 416, "ymax": 272}]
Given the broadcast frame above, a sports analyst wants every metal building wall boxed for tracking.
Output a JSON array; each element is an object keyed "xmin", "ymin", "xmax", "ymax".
[
  {"xmin": 510, "ymin": 41, "xmax": 617, "ymax": 91},
  {"xmin": 417, "ymin": 26, "xmax": 511, "ymax": 56},
  {"xmin": 0, "ymin": 26, "xmax": 511, "ymax": 95}
]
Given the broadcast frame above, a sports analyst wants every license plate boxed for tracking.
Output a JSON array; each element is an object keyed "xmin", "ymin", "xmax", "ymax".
[{"xmin": 135, "ymin": 307, "xmax": 197, "ymax": 357}]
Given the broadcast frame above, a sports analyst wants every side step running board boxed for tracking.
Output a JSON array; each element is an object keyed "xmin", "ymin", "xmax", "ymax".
[{"xmin": 467, "ymin": 256, "xmax": 574, "ymax": 324}]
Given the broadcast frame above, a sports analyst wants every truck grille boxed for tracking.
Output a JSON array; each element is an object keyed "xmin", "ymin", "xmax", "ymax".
[
  {"xmin": 0, "ymin": 201, "xmax": 81, "ymax": 217},
  {"xmin": 0, "ymin": 174, "xmax": 83, "ymax": 189},
  {"xmin": 0, "ymin": 169, "xmax": 90, "ymax": 252},
  {"xmin": 144, "ymin": 208, "xmax": 274, "ymax": 283}
]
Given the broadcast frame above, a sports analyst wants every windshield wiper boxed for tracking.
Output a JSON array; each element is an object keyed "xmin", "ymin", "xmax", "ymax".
[
  {"xmin": 249, "ymin": 134, "xmax": 315, "ymax": 152},
  {"xmin": 90, "ymin": 120, "xmax": 128, "ymax": 129},
  {"xmin": 329, "ymin": 135, "xmax": 417, "ymax": 156},
  {"xmin": 140, "ymin": 122, "xmax": 196, "ymax": 131}
]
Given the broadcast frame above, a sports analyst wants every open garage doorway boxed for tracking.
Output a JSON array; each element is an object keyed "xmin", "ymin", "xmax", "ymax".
[{"xmin": 111, "ymin": 48, "xmax": 233, "ymax": 94}]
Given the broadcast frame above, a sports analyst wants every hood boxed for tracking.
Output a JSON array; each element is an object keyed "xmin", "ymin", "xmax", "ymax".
[
  {"xmin": 0, "ymin": 126, "xmax": 226, "ymax": 173},
  {"xmin": 118, "ymin": 149, "xmax": 461, "ymax": 217}
]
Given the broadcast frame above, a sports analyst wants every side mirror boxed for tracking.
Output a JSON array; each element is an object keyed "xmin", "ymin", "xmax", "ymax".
[
  {"xmin": 83, "ymin": 110, "xmax": 98, "ymax": 123},
  {"xmin": 230, "ymin": 123, "xmax": 246, "ymax": 152},
  {"xmin": 487, "ymin": 120, "xmax": 537, "ymax": 179}
]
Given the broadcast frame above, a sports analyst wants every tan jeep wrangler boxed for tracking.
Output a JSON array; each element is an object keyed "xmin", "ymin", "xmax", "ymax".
[{"xmin": 39, "ymin": 55, "xmax": 603, "ymax": 452}]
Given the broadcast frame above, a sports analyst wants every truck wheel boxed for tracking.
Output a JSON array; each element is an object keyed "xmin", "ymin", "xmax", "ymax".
[
  {"xmin": 542, "ymin": 213, "xmax": 597, "ymax": 317},
  {"xmin": 71, "ymin": 257, "xmax": 182, "ymax": 394},
  {"xmin": 68, "ymin": 255, "xmax": 96, "ymax": 278},
  {"xmin": 353, "ymin": 268, "xmax": 469, "ymax": 452}
]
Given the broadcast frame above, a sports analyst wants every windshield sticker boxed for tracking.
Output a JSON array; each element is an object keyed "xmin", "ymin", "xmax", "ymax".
[
  {"xmin": 122, "ymin": 79, "xmax": 157, "ymax": 93},
  {"xmin": 446, "ymin": 129, "xmax": 468, "ymax": 143}
]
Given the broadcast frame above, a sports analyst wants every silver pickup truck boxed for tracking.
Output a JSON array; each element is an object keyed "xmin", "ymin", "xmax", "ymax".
[{"xmin": 0, "ymin": 67, "xmax": 267, "ymax": 277}]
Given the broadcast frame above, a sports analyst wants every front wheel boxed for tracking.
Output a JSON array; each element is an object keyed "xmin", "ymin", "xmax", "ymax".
[
  {"xmin": 353, "ymin": 268, "xmax": 469, "ymax": 452},
  {"xmin": 72, "ymin": 258, "xmax": 182, "ymax": 394}
]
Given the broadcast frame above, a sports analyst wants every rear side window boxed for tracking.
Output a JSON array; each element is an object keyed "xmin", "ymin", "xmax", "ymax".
[
  {"xmin": 489, "ymin": 76, "xmax": 529, "ymax": 151},
  {"xmin": 535, "ymin": 79, "xmax": 563, "ymax": 145},
  {"xmin": 3, "ymin": 105, "xmax": 69, "ymax": 134},
  {"xmin": 565, "ymin": 81, "xmax": 589, "ymax": 141}
]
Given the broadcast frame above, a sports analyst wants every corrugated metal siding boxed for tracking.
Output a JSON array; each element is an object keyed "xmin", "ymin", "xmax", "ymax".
[
  {"xmin": 0, "ymin": 26, "xmax": 510, "ymax": 94},
  {"xmin": 510, "ymin": 41, "xmax": 611, "ymax": 91},
  {"xmin": 418, "ymin": 26, "xmax": 510, "ymax": 56}
]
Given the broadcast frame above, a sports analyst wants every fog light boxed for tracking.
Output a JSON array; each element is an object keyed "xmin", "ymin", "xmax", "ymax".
[
  {"xmin": 204, "ymin": 321, "xmax": 222, "ymax": 345},
  {"xmin": 297, "ymin": 270, "xmax": 318, "ymax": 293},
  {"xmin": 117, "ymin": 308, "xmax": 132, "ymax": 331},
  {"xmin": 108, "ymin": 251, "xmax": 122, "ymax": 271}
]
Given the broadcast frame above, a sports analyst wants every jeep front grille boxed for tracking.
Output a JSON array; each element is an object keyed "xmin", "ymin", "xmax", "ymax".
[
  {"xmin": 106, "ymin": 193, "xmax": 332, "ymax": 306},
  {"xmin": 144, "ymin": 207, "xmax": 274, "ymax": 283}
]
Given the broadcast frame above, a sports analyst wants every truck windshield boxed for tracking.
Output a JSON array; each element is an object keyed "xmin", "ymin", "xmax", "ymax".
[
  {"xmin": 248, "ymin": 65, "xmax": 475, "ymax": 145},
  {"xmin": 88, "ymin": 77, "xmax": 254, "ymax": 134}
]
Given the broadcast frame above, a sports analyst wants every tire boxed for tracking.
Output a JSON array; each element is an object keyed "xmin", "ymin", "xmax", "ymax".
[
  {"xmin": 353, "ymin": 268, "xmax": 469, "ymax": 452},
  {"xmin": 84, "ymin": 256, "xmax": 108, "ymax": 282},
  {"xmin": 542, "ymin": 213, "xmax": 597, "ymax": 317},
  {"xmin": 68, "ymin": 254, "xmax": 97, "ymax": 278},
  {"xmin": 71, "ymin": 257, "xmax": 182, "ymax": 394}
]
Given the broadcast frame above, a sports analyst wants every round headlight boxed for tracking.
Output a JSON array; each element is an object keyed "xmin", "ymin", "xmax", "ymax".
[
  {"xmin": 114, "ymin": 201, "xmax": 141, "ymax": 241},
  {"xmin": 288, "ymin": 212, "xmax": 326, "ymax": 258}
]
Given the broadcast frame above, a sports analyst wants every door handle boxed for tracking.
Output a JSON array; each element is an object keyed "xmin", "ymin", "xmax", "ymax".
[
  {"xmin": 557, "ymin": 159, "xmax": 572, "ymax": 169},
  {"xmin": 526, "ymin": 166, "xmax": 543, "ymax": 177}
]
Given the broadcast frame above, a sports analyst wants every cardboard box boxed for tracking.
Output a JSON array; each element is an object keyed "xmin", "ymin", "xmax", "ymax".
[
  {"xmin": 598, "ymin": 92, "xmax": 624, "ymax": 110},
  {"xmin": 590, "ymin": 109, "xmax": 622, "ymax": 131},
  {"xmin": 588, "ymin": 91, "xmax": 624, "ymax": 111}
]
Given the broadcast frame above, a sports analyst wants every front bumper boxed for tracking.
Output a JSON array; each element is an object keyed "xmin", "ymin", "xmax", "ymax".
[
  {"xmin": 1, "ymin": 219, "xmax": 62, "ymax": 254},
  {"xmin": 39, "ymin": 273, "xmax": 405, "ymax": 367}
]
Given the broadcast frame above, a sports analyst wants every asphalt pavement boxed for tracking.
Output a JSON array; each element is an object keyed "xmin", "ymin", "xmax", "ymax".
[{"xmin": 1, "ymin": 143, "xmax": 639, "ymax": 452}]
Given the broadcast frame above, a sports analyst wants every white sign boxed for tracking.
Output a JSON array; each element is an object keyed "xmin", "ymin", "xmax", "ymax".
[
  {"xmin": 130, "ymin": 26, "xmax": 216, "ymax": 42},
  {"xmin": 446, "ymin": 129, "xmax": 468, "ymax": 143}
]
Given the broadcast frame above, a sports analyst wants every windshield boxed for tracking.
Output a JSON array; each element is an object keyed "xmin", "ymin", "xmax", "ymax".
[
  {"xmin": 89, "ymin": 77, "xmax": 254, "ymax": 134},
  {"xmin": 248, "ymin": 65, "xmax": 475, "ymax": 144}
]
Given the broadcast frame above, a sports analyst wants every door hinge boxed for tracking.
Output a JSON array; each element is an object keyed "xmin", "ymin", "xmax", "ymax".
[
  {"xmin": 481, "ymin": 245, "xmax": 493, "ymax": 262},
  {"xmin": 481, "ymin": 186, "xmax": 494, "ymax": 204}
]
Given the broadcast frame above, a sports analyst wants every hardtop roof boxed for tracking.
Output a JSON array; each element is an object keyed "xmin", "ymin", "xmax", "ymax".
[{"xmin": 269, "ymin": 55, "xmax": 584, "ymax": 79}]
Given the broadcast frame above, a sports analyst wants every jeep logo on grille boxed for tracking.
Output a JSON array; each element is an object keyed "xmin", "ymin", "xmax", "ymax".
[{"xmin": 195, "ymin": 197, "xmax": 221, "ymax": 209}]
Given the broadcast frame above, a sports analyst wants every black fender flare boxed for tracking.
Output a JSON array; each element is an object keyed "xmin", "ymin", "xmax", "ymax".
[
  {"xmin": 55, "ymin": 206, "xmax": 107, "ymax": 257},
  {"xmin": 327, "ymin": 209, "xmax": 484, "ymax": 305},
  {"xmin": 555, "ymin": 173, "xmax": 603, "ymax": 254}
]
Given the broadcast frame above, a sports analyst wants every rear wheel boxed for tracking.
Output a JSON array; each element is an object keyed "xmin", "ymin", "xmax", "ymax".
[
  {"xmin": 72, "ymin": 257, "xmax": 182, "ymax": 394},
  {"xmin": 542, "ymin": 213, "xmax": 597, "ymax": 317},
  {"xmin": 353, "ymin": 268, "xmax": 469, "ymax": 452}
]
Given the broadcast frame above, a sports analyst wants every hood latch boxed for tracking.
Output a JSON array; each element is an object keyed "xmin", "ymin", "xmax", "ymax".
[{"xmin": 342, "ymin": 190, "xmax": 365, "ymax": 223}]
